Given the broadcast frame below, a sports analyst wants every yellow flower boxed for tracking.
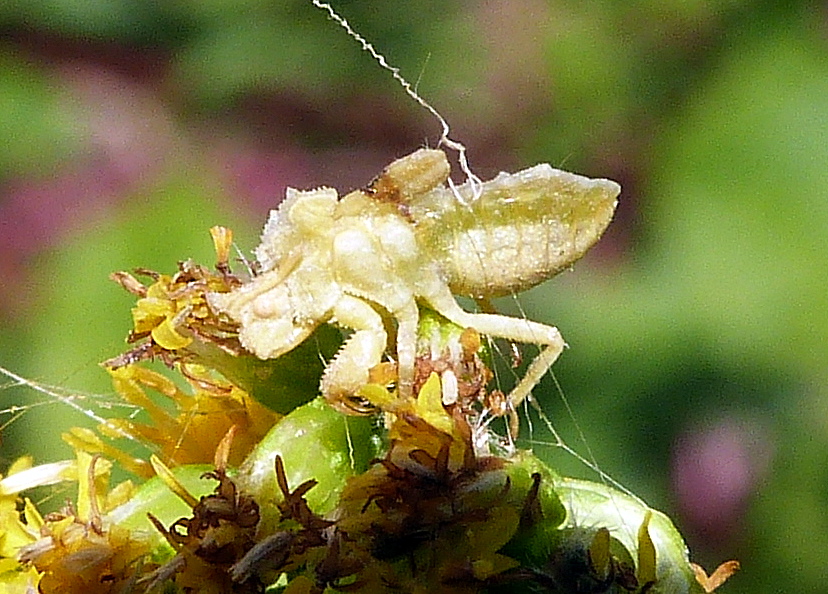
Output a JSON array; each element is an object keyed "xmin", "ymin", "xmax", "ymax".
[
  {"xmin": 62, "ymin": 364, "xmax": 277, "ymax": 478},
  {"xmin": 106, "ymin": 228, "xmax": 241, "ymax": 362},
  {"xmin": 0, "ymin": 457, "xmax": 45, "ymax": 592},
  {"xmin": 0, "ymin": 452, "xmax": 155, "ymax": 593}
]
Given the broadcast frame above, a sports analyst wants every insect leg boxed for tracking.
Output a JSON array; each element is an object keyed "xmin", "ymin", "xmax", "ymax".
[
  {"xmin": 424, "ymin": 290, "xmax": 566, "ymax": 410},
  {"xmin": 393, "ymin": 300, "xmax": 420, "ymax": 400},
  {"xmin": 321, "ymin": 295, "xmax": 387, "ymax": 415},
  {"xmin": 506, "ymin": 342, "xmax": 563, "ymax": 409}
]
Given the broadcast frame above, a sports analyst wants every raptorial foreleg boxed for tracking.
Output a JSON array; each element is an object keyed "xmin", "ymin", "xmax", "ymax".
[{"xmin": 321, "ymin": 296, "xmax": 388, "ymax": 414}]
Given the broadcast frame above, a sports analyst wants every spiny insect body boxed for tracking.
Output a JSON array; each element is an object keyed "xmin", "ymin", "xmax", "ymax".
[{"xmin": 208, "ymin": 149, "xmax": 619, "ymax": 415}]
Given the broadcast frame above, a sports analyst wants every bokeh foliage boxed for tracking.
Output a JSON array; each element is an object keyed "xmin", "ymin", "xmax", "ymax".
[{"xmin": 1, "ymin": 1, "xmax": 826, "ymax": 592}]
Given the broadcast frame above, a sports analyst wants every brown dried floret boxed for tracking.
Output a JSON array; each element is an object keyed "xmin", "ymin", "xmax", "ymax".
[
  {"xmin": 691, "ymin": 560, "xmax": 741, "ymax": 593},
  {"xmin": 230, "ymin": 456, "xmax": 335, "ymax": 590},
  {"xmin": 104, "ymin": 254, "xmax": 244, "ymax": 370},
  {"xmin": 403, "ymin": 313, "xmax": 522, "ymax": 443},
  {"xmin": 102, "ymin": 226, "xmax": 247, "ymax": 375},
  {"xmin": 329, "ymin": 376, "xmax": 525, "ymax": 593},
  {"xmin": 144, "ymin": 468, "xmax": 261, "ymax": 593}
]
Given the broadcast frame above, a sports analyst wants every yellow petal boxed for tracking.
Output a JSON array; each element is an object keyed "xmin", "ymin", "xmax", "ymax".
[
  {"xmin": 0, "ymin": 460, "xmax": 75, "ymax": 495},
  {"xmin": 151, "ymin": 315, "xmax": 193, "ymax": 350},
  {"xmin": 150, "ymin": 455, "xmax": 199, "ymax": 508},
  {"xmin": 637, "ymin": 510, "xmax": 658, "ymax": 587}
]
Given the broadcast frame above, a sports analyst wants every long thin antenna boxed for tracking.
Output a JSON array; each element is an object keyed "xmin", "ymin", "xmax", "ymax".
[{"xmin": 310, "ymin": 0, "xmax": 482, "ymax": 201}]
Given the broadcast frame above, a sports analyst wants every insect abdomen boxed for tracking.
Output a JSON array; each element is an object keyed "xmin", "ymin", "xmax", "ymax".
[
  {"xmin": 411, "ymin": 164, "xmax": 620, "ymax": 299},
  {"xmin": 441, "ymin": 217, "xmax": 596, "ymax": 298}
]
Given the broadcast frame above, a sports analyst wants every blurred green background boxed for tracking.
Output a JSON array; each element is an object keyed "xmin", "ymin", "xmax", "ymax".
[{"xmin": 1, "ymin": 1, "xmax": 826, "ymax": 591}]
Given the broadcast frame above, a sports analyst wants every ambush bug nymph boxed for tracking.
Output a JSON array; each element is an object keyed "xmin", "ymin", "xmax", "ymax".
[{"xmin": 208, "ymin": 148, "xmax": 619, "ymax": 415}]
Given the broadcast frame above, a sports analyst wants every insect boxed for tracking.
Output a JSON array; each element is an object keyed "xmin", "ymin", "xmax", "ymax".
[{"xmin": 208, "ymin": 148, "xmax": 619, "ymax": 415}]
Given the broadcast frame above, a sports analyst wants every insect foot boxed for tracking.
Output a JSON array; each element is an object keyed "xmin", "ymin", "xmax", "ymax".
[{"xmin": 208, "ymin": 149, "xmax": 620, "ymax": 415}]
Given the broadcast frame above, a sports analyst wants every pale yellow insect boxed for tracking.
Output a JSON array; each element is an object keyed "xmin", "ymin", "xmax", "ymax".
[{"xmin": 208, "ymin": 149, "xmax": 619, "ymax": 415}]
